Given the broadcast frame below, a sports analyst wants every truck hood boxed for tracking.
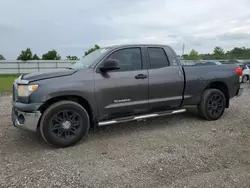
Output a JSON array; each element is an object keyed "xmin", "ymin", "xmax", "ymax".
[{"xmin": 22, "ymin": 68, "xmax": 77, "ymax": 82}]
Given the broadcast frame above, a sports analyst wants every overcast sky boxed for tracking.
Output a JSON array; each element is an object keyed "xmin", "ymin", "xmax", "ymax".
[{"xmin": 1, "ymin": 0, "xmax": 250, "ymax": 59}]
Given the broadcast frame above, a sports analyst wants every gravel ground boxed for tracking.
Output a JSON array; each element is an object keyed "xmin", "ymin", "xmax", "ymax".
[{"xmin": 0, "ymin": 85, "xmax": 250, "ymax": 188}]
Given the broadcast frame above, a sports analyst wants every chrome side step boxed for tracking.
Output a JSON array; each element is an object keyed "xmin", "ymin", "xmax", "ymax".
[{"xmin": 98, "ymin": 109, "xmax": 186, "ymax": 126}]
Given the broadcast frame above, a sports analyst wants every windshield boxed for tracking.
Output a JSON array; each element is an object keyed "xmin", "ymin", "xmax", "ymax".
[{"xmin": 70, "ymin": 48, "xmax": 109, "ymax": 69}]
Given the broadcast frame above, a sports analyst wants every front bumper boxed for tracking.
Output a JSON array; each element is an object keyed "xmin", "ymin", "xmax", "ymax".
[
  {"xmin": 12, "ymin": 101, "xmax": 43, "ymax": 132},
  {"xmin": 12, "ymin": 108, "xmax": 41, "ymax": 132}
]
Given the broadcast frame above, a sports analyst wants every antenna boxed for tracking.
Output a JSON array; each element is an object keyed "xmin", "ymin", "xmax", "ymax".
[{"xmin": 182, "ymin": 43, "xmax": 185, "ymax": 56}]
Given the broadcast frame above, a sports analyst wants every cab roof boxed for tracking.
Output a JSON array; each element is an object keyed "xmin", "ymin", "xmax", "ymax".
[{"xmin": 104, "ymin": 43, "xmax": 171, "ymax": 49}]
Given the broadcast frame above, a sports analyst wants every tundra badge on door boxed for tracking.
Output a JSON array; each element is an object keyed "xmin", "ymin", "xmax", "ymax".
[{"xmin": 114, "ymin": 99, "xmax": 131, "ymax": 103}]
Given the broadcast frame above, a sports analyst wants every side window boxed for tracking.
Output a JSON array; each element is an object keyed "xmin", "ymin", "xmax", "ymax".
[
  {"xmin": 148, "ymin": 47, "xmax": 170, "ymax": 69},
  {"xmin": 108, "ymin": 48, "xmax": 142, "ymax": 71}
]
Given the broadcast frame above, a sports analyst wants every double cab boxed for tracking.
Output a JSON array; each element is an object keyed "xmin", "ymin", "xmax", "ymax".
[{"xmin": 12, "ymin": 44, "xmax": 243, "ymax": 147}]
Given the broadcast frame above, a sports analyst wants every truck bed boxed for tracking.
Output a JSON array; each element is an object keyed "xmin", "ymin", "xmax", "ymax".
[{"xmin": 182, "ymin": 64, "xmax": 241, "ymax": 106}]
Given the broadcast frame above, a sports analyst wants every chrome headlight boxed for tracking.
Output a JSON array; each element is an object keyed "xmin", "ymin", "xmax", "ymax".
[{"xmin": 17, "ymin": 84, "xmax": 38, "ymax": 97}]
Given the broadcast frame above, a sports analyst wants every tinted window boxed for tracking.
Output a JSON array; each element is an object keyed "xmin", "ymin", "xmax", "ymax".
[
  {"xmin": 108, "ymin": 48, "xmax": 142, "ymax": 71},
  {"xmin": 148, "ymin": 48, "xmax": 170, "ymax": 69}
]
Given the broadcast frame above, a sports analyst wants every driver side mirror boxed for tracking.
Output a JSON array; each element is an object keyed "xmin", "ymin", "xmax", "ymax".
[{"xmin": 99, "ymin": 59, "xmax": 120, "ymax": 72}]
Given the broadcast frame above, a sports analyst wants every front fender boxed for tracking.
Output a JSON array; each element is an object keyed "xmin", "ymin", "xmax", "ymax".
[
  {"xmin": 44, "ymin": 89, "xmax": 92, "ymax": 102},
  {"xmin": 29, "ymin": 75, "xmax": 95, "ymax": 112}
]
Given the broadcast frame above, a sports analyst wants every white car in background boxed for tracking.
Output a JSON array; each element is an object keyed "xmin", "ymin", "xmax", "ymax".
[{"xmin": 238, "ymin": 62, "xmax": 250, "ymax": 83}]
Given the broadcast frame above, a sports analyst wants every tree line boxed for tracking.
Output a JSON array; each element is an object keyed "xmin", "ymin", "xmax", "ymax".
[
  {"xmin": 0, "ymin": 45, "xmax": 100, "ymax": 61},
  {"xmin": 181, "ymin": 46, "xmax": 250, "ymax": 60},
  {"xmin": 0, "ymin": 45, "xmax": 250, "ymax": 61}
]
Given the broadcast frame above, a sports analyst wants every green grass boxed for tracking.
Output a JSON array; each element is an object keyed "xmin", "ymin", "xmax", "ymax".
[{"xmin": 0, "ymin": 74, "xmax": 20, "ymax": 93}]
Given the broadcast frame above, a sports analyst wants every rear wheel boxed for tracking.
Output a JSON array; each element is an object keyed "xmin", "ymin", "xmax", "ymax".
[
  {"xmin": 197, "ymin": 89, "xmax": 226, "ymax": 120},
  {"xmin": 40, "ymin": 101, "xmax": 90, "ymax": 148}
]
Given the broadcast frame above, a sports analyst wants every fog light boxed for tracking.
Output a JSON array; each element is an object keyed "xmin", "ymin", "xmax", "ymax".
[{"xmin": 18, "ymin": 114, "xmax": 25, "ymax": 124}]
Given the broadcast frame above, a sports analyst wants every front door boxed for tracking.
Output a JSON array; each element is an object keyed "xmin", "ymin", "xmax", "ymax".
[{"xmin": 94, "ymin": 47, "xmax": 149, "ymax": 120}]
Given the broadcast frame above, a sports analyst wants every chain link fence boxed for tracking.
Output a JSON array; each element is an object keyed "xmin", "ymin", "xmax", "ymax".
[{"xmin": 0, "ymin": 60, "xmax": 76, "ymax": 74}]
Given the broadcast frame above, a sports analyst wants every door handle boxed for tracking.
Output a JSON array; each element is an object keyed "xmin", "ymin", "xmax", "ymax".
[{"xmin": 135, "ymin": 74, "xmax": 147, "ymax": 79}]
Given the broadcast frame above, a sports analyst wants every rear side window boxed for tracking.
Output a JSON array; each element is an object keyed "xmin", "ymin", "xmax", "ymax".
[{"xmin": 148, "ymin": 47, "xmax": 170, "ymax": 69}]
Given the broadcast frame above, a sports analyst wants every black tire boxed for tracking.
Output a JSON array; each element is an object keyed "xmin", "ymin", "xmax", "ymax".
[
  {"xmin": 197, "ymin": 89, "xmax": 226, "ymax": 121},
  {"xmin": 40, "ymin": 101, "xmax": 90, "ymax": 148}
]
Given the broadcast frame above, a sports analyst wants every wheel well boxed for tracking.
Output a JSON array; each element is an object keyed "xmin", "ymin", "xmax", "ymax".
[
  {"xmin": 38, "ymin": 95, "xmax": 94, "ymax": 126},
  {"xmin": 205, "ymin": 82, "xmax": 229, "ymax": 108}
]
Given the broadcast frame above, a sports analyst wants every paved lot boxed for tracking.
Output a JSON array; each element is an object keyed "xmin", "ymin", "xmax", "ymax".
[{"xmin": 0, "ymin": 85, "xmax": 250, "ymax": 188}]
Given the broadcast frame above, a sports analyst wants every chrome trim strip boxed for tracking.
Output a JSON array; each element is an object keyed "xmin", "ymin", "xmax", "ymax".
[
  {"xmin": 172, "ymin": 109, "xmax": 186, "ymax": 114},
  {"xmin": 133, "ymin": 114, "xmax": 158, "ymax": 120},
  {"xmin": 98, "ymin": 109, "xmax": 186, "ymax": 126},
  {"xmin": 98, "ymin": 120, "xmax": 117, "ymax": 126}
]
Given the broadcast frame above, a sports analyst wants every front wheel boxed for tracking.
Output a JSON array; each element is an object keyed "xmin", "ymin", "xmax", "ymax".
[
  {"xmin": 39, "ymin": 101, "xmax": 90, "ymax": 148},
  {"xmin": 197, "ymin": 89, "xmax": 226, "ymax": 121}
]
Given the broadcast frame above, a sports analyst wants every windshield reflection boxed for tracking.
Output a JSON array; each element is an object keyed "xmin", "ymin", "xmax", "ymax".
[{"xmin": 70, "ymin": 48, "xmax": 109, "ymax": 69}]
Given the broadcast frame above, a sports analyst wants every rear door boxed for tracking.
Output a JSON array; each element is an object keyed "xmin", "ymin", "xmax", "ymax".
[
  {"xmin": 146, "ymin": 46, "xmax": 185, "ymax": 111},
  {"xmin": 94, "ymin": 47, "xmax": 149, "ymax": 120}
]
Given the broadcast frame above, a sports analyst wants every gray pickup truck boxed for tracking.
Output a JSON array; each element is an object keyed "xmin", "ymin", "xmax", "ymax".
[{"xmin": 12, "ymin": 44, "xmax": 243, "ymax": 147}]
